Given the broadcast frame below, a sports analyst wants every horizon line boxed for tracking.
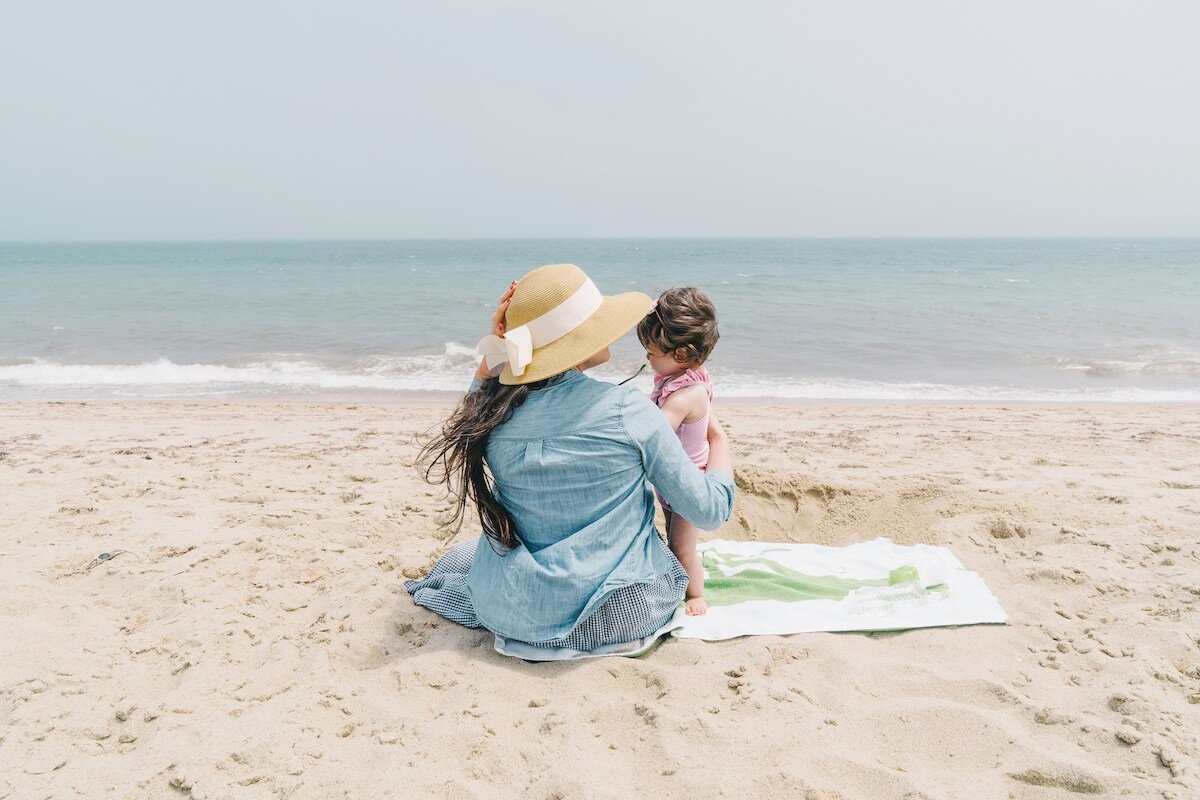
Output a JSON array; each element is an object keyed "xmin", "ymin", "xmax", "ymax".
[{"xmin": 4, "ymin": 234, "xmax": 1200, "ymax": 246}]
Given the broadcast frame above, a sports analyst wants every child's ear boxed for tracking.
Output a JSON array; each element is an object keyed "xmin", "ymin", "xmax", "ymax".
[{"xmin": 672, "ymin": 348, "xmax": 689, "ymax": 363}]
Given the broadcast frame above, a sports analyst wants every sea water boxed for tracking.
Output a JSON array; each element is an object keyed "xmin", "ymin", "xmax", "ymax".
[{"xmin": 1, "ymin": 238, "xmax": 1197, "ymax": 401}]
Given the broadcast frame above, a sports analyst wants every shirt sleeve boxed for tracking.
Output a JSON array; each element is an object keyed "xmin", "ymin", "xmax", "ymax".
[
  {"xmin": 620, "ymin": 388, "xmax": 734, "ymax": 531},
  {"xmin": 468, "ymin": 376, "xmax": 483, "ymax": 394}
]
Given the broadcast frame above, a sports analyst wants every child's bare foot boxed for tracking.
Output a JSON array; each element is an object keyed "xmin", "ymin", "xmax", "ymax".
[{"xmin": 685, "ymin": 596, "xmax": 708, "ymax": 616}]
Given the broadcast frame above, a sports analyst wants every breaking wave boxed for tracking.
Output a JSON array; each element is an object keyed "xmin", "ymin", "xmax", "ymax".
[{"xmin": 2, "ymin": 343, "xmax": 1199, "ymax": 402}]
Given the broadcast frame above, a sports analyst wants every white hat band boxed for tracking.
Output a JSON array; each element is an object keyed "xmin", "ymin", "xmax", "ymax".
[{"xmin": 475, "ymin": 278, "xmax": 604, "ymax": 377}]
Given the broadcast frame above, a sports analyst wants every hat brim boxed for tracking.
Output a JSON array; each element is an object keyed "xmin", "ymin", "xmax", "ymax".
[{"xmin": 499, "ymin": 292, "xmax": 652, "ymax": 385}]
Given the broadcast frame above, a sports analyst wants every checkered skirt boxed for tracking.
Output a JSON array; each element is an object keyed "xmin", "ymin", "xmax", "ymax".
[{"xmin": 405, "ymin": 536, "xmax": 688, "ymax": 651}]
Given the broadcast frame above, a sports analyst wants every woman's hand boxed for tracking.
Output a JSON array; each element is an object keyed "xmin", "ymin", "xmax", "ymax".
[
  {"xmin": 706, "ymin": 407, "xmax": 727, "ymax": 443},
  {"xmin": 490, "ymin": 281, "xmax": 516, "ymax": 336},
  {"xmin": 705, "ymin": 406, "xmax": 732, "ymax": 477},
  {"xmin": 475, "ymin": 281, "xmax": 517, "ymax": 381}
]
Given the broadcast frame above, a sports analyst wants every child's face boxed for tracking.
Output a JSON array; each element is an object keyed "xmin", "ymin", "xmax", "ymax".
[{"xmin": 644, "ymin": 343, "xmax": 688, "ymax": 377}]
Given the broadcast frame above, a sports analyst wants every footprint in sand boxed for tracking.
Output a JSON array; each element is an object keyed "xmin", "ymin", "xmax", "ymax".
[
  {"xmin": 1008, "ymin": 767, "xmax": 1106, "ymax": 794},
  {"xmin": 220, "ymin": 493, "xmax": 271, "ymax": 505}
]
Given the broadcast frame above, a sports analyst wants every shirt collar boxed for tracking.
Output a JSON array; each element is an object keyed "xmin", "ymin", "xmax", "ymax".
[{"xmin": 544, "ymin": 369, "xmax": 587, "ymax": 389}]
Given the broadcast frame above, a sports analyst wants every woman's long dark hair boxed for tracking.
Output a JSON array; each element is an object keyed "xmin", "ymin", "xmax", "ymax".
[{"xmin": 417, "ymin": 374, "xmax": 548, "ymax": 549}]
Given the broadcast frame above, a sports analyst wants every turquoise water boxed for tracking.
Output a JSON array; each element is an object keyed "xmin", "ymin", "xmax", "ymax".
[{"xmin": 1, "ymin": 239, "xmax": 1198, "ymax": 400}]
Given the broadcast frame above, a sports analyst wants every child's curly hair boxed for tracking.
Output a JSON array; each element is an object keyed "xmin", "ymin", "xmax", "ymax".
[{"xmin": 636, "ymin": 287, "xmax": 720, "ymax": 366}]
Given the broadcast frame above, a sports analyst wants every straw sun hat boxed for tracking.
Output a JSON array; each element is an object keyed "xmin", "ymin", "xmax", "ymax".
[{"xmin": 476, "ymin": 264, "xmax": 652, "ymax": 385}]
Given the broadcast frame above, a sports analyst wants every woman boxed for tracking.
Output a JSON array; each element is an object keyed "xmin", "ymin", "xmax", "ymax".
[{"xmin": 408, "ymin": 264, "xmax": 734, "ymax": 657}]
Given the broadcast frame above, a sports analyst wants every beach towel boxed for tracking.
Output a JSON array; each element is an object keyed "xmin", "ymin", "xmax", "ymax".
[{"xmin": 494, "ymin": 538, "xmax": 1007, "ymax": 660}]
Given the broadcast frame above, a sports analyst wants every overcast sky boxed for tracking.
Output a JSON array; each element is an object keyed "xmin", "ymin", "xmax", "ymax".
[{"xmin": 2, "ymin": 1, "xmax": 1198, "ymax": 240}]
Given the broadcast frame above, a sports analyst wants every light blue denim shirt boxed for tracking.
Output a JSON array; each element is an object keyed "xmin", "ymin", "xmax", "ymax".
[{"xmin": 464, "ymin": 369, "xmax": 735, "ymax": 643}]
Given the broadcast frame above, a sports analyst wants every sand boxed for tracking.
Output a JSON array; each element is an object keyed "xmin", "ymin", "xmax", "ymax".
[{"xmin": 1, "ymin": 400, "xmax": 1197, "ymax": 799}]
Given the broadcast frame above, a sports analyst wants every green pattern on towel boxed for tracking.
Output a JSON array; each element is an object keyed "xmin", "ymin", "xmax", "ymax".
[{"xmin": 699, "ymin": 551, "xmax": 938, "ymax": 608}]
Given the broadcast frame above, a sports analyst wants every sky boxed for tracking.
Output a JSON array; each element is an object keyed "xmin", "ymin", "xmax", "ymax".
[{"xmin": 1, "ymin": 1, "xmax": 1198, "ymax": 240}]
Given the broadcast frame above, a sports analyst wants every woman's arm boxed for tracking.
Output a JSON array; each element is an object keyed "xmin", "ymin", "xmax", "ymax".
[
  {"xmin": 622, "ymin": 391, "xmax": 734, "ymax": 531},
  {"xmin": 472, "ymin": 281, "xmax": 517, "ymax": 386}
]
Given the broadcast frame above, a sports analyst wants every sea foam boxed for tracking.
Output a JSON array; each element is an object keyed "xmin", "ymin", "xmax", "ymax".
[{"xmin": 4, "ymin": 354, "xmax": 1199, "ymax": 402}]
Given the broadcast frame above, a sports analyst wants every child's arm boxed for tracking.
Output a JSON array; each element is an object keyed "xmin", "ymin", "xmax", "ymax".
[{"xmin": 658, "ymin": 384, "xmax": 710, "ymax": 430}]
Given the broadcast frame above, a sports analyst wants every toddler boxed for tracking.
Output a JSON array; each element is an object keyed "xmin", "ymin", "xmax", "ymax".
[{"xmin": 636, "ymin": 287, "xmax": 719, "ymax": 615}]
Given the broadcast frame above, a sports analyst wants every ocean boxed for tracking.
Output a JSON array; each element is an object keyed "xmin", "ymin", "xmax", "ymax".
[{"xmin": 1, "ymin": 239, "xmax": 1198, "ymax": 401}]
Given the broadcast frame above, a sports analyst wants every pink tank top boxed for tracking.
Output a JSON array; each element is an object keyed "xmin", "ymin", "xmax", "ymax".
[{"xmin": 650, "ymin": 368, "xmax": 713, "ymax": 469}]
